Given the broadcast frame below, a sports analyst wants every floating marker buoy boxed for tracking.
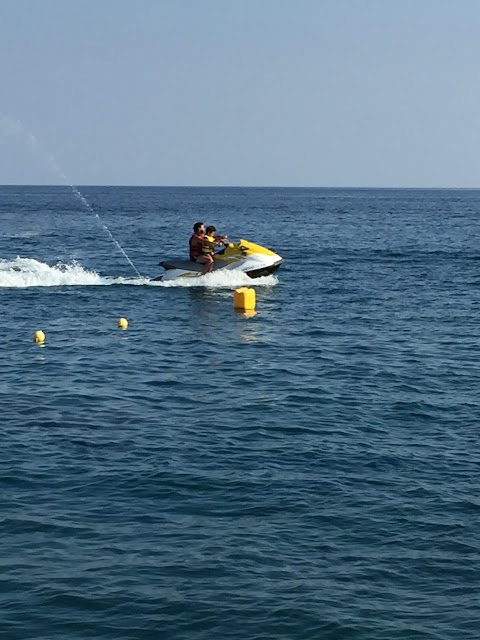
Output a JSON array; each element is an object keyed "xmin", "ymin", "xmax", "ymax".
[
  {"xmin": 34, "ymin": 330, "xmax": 45, "ymax": 343},
  {"xmin": 234, "ymin": 287, "xmax": 256, "ymax": 311},
  {"xmin": 118, "ymin": 317, "xmax": 128, "ymax": 329}
]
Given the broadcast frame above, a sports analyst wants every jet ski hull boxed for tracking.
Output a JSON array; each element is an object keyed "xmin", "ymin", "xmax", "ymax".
[{"xmin": 245, "ymin": 261, "xmax": 283, "ymax": 278}]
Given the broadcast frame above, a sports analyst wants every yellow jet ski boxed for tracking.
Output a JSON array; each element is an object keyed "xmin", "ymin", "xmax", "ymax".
[{"xmin": 152, "ymin": 239, "xmax": 283, "ymax": 282}]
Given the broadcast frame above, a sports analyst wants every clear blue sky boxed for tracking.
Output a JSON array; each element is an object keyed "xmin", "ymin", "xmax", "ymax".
[{"xmin": 1, "ymin": 0, "xmax": 479, "ymax": 187}]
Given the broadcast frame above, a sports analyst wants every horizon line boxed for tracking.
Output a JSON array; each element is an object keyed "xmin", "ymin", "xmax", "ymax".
[{"xmin": 1, "ymin": 184, "xmax": 480, "ymax": 190}]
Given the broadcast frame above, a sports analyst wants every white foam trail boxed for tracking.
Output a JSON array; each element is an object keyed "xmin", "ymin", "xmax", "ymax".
[
  {"xmin": 153, "ymin": 271, "xmax": 278, "ymax": 288},
  {"xmin": 0, "ymin": 112, "xmax": 142, "ymax": 278},
  {"xmin": 0, "ymin": 257, "xmax": 278, "ymax": 289},
  {"xmin": 0, "ymin": 258, "xmax": 104, "ymax": 288}
]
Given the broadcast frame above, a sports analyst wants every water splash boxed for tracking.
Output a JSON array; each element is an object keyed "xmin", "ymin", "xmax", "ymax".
[
  {"xmin": 0, "ymin": 257, "xmax": 278, "ymax": 289},
  {"xmin": 0, "ymin": 113, "xmax": 142, "ymax": 278},
  {"xmin": 0, "ymin": 257, "xmax": 105, "ymax": 287},
  {"xmin": 154, "ymin": 270, "xmax": 279, "ymax": 288}
]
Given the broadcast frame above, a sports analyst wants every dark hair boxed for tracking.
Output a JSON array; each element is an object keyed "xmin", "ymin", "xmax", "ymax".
[
  {"xmin": 193, "ymin": 222, "xmax": 204, "ymax": 233},
  {"xmin": 206, "ymin": 225, "xmax": 216, "ymax": 234}
]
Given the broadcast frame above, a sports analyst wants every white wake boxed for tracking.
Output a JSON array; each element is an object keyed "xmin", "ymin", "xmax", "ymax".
[
  {"xmin": 0, "ymin": 257, "xmax": 278, "ymax": 289},
  {"xmin": 0, "ymin": 258, "xmax": 106, "ymax": 287}
]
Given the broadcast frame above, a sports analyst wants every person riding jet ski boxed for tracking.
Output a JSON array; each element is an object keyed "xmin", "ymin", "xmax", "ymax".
[{"xmin": 152, "ymin": 226, "xmax": 283, "ymax": 282}]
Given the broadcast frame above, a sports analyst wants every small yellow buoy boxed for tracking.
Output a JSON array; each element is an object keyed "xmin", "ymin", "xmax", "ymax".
[
  {"xmin": 234, "ymin": 287, "xmax": 256, "ymax": 311},
  {"xmin": 34, "ymin": 330, "xmax": 45, "ymax": 343},
  {"xmin": 118, "ymin": 317, "xmax": 128, "ymax": 329}
]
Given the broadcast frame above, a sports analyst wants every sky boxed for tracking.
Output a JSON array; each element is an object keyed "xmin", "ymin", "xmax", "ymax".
[{"xmin": 0, "ymin": 0, "xmax": 479, "ymax": 187}]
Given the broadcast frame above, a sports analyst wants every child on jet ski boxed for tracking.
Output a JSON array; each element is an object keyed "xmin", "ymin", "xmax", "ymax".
[{"xmin": 199, "ymin": 225, "xmax": 228, "ymax": 274}]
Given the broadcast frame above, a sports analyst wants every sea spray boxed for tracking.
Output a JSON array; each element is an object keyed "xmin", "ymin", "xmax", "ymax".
[
  {"xmin": 0, "ymin": 257, "xmax": 104, "ymax": 288},
  {"xmin": 0, "ymin": 256, "xmax": 278, "ymax": 289},
  {"xmin": 0, "ymin": 112, "xmax": 142, "ymax": 277},
  {"xmin": 152, "ymin": 270, "xmax": 278, "ymax": 288}
]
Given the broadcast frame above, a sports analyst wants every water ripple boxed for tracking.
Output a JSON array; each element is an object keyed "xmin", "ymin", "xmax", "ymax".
[{"xmin": 1, "ymin": 187, "xmax": 480, "ymax": 639}]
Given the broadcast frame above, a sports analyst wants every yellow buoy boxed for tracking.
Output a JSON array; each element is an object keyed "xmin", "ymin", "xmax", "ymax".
[
  {"xmin": 234, "ymin": 287, "xmax": 256, "ymax": 311},
  {"xmin": 118, "ymin": 317, "xmax": 128, "ymax": 329},
  {"xmin": 34, "ymin": 330, "xmax": 45, "ymax": 343}
]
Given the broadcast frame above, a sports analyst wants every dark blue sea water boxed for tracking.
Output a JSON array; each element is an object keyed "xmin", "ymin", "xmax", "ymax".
[{"xmin": 1, "ymin": 186, "xmax": 479, "ymax": 639}]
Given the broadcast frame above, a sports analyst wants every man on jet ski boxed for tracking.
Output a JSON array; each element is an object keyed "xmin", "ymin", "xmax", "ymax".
[
  {"xmin": 189, "ymin": 222, "xmax": 227, "ymax": 275},
  {"xmin": 189, "ymin": 222, "xmax": 206, "ymax": 262}
]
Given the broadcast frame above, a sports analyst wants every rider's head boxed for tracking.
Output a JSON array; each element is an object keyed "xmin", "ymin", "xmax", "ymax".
[
  {"xmin": 193, "ymin": 222, "xmax": 205, "ymax": 233},
  {"xmin": 206, "ymin": 225, "xmax": 216, "ymax": 235}
]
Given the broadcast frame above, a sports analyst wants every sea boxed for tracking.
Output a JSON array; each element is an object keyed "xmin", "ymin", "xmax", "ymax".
[{"xmin": 1, "ymin": 185, "xmax": 479, "ymax": 640}]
